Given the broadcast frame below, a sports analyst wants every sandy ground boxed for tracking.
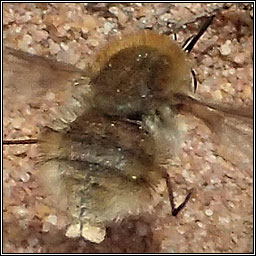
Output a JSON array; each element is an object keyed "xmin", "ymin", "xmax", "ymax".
[{"xmin": 3, "ymin": 3, "xmax": 253, "ymax": 253}]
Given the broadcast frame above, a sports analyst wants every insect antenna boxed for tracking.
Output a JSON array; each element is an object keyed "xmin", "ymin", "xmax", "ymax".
[
  {"xmin": 172, "ymin": 33, "xmax": 178, "ymax": 41},
  {"xmin": 183, "ymin": 15, "xmax": 215, "ymax": 53},
  {"xmin": 182, "ymin": 35, "xmax": 194, "ymax": 50},
  {"xmin": 182, "ymin": 16, "xmax": 214, "ymax": 92},
  {"xmin": 3, "ymin": 139, "xmax": 38, "ymax": 145},
  {"xmin": 191, "ymin": 68, "xmax": 198, "ymax": 92}
]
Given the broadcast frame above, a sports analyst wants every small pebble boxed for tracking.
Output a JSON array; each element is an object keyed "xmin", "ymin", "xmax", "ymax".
[
  {"xmin": 103, "ymin": 22, "xmax": 115, "ymax": 34},
  {"xmin": 212, "ymin": 90, "xmax": 223, "ymax": 101},
  {"xmin": 221, "ymin": 82, "xmax": 235, "ymax": 94},
  {"xmin": 20, "ymin": 172, "xmax": 30, "ymax": 183},
  {"xmin": 231, "ymin": 233, "xmax": 238, "ymax": 244},
  {"xmin": 136, "ymin": 222, "xmax": 149, "ymax": 237},
  {"xmin": 49, "ymin": 40, "xmax": 61, "ymax": 55},
  {"xmin": 45, "ymin": 91, "xmax": 56, "ymax": 101},
  {"xmin": 81, "ymin": 224, "xmax": 106, "ymax": 244},
  {"xmin": 65, "ymin": 223, "xmax": 81, "ymax": 238},
  {"xmin": 45, "ymin": 214, "xmax": 58, "ymax": 225},
  {"xmin": 229, "ymin": 68, "xmax": 236, "ymax": 75},
  {"xmin": 19, "ymin": 219, "xmax": 29, "ymax": 229},
  {"xmin": 3, "ymin": 171, "xmax": 10, "ymax": 182},
  {"xmin": 22, "ymin": 34, "xmax": 33, "ymax": 45},
  {"xmin": 234, "ymin": 54, "xmax": 245, "ymax": 64},
  {"xmin": 109, "ymin": 6, "xmax": 119, "ymax": 16},
  {"xmin": 87, "ymin": 38, "xmax": 99, "ymax": 47},
  {"xmin": 28, "ymin": 237, "xmax": 39, "ymax": 247},
  {"xmin": 12, "ymin": 117, "xmax": 25, "ymax": 129},
  {"xmin": 199, "ymin": 229, "xmax": 207, "ymax": 237},
  {"xmin": 160, "ymin": 13, "xmax": 172, "ymax": 22},
  {"xmin": 42, "ymin": 222, "xmax": 51, "ymax": 232},
  {"xmin": 197, "ymin": 221, "xmax": 204, "ymax": 228},
  {"xmin": 220, "ymin": 44, "xmax": 231, "ymax": 56},
  {"xmin": 222, "ymin": 70, "xmax": 229, "ymax": 77},
  {"xmin": 60, "ymin": 42, "xmax": 69, "ymax": 51},
  {"xmin": 219, "ymin": 216, "xmax": 230, "ymax": 224},
  {"xmin": 109, "ymin": 6, "xmax": 128, "ymax": 25},
  {"xmin": 14, "ymin": 207, "xmax": 28, "ymax": 218},
  {"xmin": 242, "ymin": 86, "xmax": 252, "ymax": 99},
  {"xmin": 205, "ymin": 209, "xmax": 213, "ymax": 216},
  {"xmin": 177, "ymin": 226, "xmax": 186, "ymax": 235},
  {"xmin": 138, "ymin": 16, "xmax": 155, "ymax": 28},
  {"xmin": 33, "ymin": 30, "xmax": 49, "ymax": 42}
]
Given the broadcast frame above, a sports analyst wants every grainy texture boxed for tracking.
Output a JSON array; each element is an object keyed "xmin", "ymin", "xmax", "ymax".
[{"xmin": 3, "ymin": 3, "xmax": 253, "ymax": 253}]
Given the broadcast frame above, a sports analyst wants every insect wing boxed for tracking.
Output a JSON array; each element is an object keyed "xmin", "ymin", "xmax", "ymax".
[
  {"xmin": 180, "ymin": 95, "xmax": 253, "ymax": 170},
  {"xmin": 3, "ymin": 47, "xmax": 89, "ymax": 131}
]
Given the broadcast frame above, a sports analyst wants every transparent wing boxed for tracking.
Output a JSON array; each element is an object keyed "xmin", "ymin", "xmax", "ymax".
[
  {"xmin": 179, "ymin": 95, "xmax": 253, "ymax": 170},
  {"xmin": 3, "ymin": 47, "xmax": 90, "ymax": 135},
  {"xmin": 3, "ymin": 47, "xmax": 84, "ymax": 106}
]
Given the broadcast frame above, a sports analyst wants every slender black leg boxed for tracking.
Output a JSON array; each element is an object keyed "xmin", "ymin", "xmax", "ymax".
[
  {"xmin": 3, "ymin": 139, "xmax": 38, "ymax": 145},
  {"xmin": 165, "ymin": 173, "xmax": 193, "ymax": 216}
]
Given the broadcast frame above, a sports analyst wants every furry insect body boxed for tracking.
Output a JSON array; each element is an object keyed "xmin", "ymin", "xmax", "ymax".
[
  {"xmin": 3, "ymin": 15, "xmax": 253, "ymax": 244},
  {"xmin": 5, "ymin": 19, "xmax": 227, "ymax": 243},
  {"xmin": 37, "ymin": 31, "xmax": 194, "ymax": 228}
]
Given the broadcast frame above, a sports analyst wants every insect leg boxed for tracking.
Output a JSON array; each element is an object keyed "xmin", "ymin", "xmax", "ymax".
[
  {"xmin": 165, "ymin": 172, "xmax": 193, "ymax": 216},
  {"xmin": 3, "ymin": 139, "xmax": 38, "ymax": 145}
]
